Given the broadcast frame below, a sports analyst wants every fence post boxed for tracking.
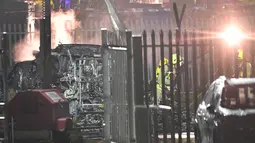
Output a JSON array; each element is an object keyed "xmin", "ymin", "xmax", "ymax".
[
  {"xmin": 40, "ymin": 0, "xmax": 52, "ymax": 89},
  {"xmin": 133, "ymin": 35, "xmax": 149, "ymax": 143},
  {"xmin": 250, "ymin": 28, "xmax": 255, "ymax": 77},
  {"xmin": 1, "ymin": 32, "xmax": 9, "ymax": 143},
  {"xmin": 102, "ymin": 28, "xmax": 112, "ymax": 143},
  {"xmin": 39, "ymin": 19, "xmax": 45, "ymax": 81},
  {"xmin": 209, "ymin": 28, "xmax": 214, "ymax": 82},
  {"xmin": 184, "ymin": 31, "xmax": 191, "ymax": 143},
  {"xmin": 151, "ymin": 30, "xmax": 159, "ymax": 143},
  {"xmin": 199, "ymin": 30, "xmax": 206, "ymax": 97},
  {"xmin": 159, "ymin": 30, "xmax": 168, "ymax": 143},
  {"xmin": 192, "ymin": 31, "xmax": 199, "ymax": 142},
  {"xmin": 143, "ymin": 30, "xmax": 152, "ymax": 143},
  {"xmin": 175, "ymin": 28, "xmax": 182, "ymax": 143},
  {"xmin": 168, "ymin": 29, "xmax": 175, "ymax": 143},
  {"xmin": 126, "ymin": 30, "xmax": 136, "ymax": 143}
]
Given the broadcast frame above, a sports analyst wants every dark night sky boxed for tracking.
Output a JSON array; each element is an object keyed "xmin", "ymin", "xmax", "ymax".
[{"xmin": 0, "ymin": 0, "xmax": 28, "ymax": 24}]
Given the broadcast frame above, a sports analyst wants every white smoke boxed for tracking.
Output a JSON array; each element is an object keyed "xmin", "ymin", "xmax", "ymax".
[{"xmin": 13, "ymin": 10, "xmax": 80, "ymax": 62}]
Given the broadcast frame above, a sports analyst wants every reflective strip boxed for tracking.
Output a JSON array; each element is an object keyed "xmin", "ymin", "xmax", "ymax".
[{"xmin": 157, "ymin": 84, "xmax": 170, "ymax": 91}]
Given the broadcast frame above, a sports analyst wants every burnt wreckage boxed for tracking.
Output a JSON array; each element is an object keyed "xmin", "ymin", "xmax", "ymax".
[{"xmin": 8, "ymin": 44, "xmax": 104, "ymax": 138}]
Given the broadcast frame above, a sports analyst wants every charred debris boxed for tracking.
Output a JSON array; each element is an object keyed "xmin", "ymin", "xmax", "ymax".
[{"xmin": 7, "ymin": 44, "xmax": 104, "ymax": 138}]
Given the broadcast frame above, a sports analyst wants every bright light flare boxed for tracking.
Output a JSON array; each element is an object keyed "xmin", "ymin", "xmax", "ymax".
[
  {"xmin": 13, "ymin": 10, "xmax": 80, "ymax": 62},
  {"xmin": 219, "ymin": 25, "xmax": 247, "ymax": 46}
]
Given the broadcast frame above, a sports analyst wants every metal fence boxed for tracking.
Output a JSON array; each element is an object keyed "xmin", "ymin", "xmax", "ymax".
[
  {"xmin": 101, "ymin": 21, "xmax": 255, "ymax": 143},
  {"xmin": 102, "ymin": 29, "xmax": 130, "ymax": 143},
  {"xmin": 140, "ymin": 28, "xmax": 255, "ymax": 143},
  {"xmin": 139, "ymin": 29, "xmax": 213, "ymax": 143},
  {"xmin": 0, "ymin": 24, "xmax": 28, "ymax": 66}
]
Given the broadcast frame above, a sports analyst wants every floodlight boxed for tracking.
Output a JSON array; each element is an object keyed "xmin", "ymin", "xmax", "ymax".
[{"xmin": 219, "ymin": 25, "xmax": 247, "ymax": 46}]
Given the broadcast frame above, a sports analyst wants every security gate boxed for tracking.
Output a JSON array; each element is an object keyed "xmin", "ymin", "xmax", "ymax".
[
  {"xmin": 102, "ymin": 19, "xmax": 255, "ymax": 143},
  {"xmin": 101, "ymin": 29, "xmax": 130, "ymax": 143}
]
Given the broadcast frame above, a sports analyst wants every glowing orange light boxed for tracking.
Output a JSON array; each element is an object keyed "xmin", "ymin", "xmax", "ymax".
[{"xmin": 219, "ymin": 25, "xmax": 247, "ymax": 46}]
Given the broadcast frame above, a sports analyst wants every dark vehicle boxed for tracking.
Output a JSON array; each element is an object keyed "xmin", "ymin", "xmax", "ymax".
[{"xmin": 195, "ymin": 76, "xmax": 255, "ymax": 143}]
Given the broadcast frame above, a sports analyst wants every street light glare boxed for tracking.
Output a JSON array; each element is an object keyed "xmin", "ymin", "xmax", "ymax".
[{"xmin": 219, "ymin": 25, "xmax": 247, "ymax": 46}]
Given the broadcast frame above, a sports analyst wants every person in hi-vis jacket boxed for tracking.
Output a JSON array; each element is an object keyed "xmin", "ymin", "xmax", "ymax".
[{"xmin": 156, "ymin": 54, "xmax": 184, "ymax": 104}]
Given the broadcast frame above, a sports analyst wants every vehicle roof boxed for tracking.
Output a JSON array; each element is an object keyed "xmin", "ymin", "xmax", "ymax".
[{"xmin": 225, "ymin": 78, "xmax": 255, "ymax": 87}]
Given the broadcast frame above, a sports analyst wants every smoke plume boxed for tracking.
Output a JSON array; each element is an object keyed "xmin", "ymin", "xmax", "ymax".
[{"xmin": 14, "ymin": 10, "xmax": 80, "ymax": 62}]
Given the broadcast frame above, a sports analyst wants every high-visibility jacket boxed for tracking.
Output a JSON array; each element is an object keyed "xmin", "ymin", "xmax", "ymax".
[
  {"xmin": 238, "ymin": 61, "xmax": 252, "ymax": 77},
  {"xmin": 156, "ymin": 54, "xmax": 183, "ymax": 102},
  {"xmin": 237, "ymin": 49, "xmax": 252, "ymax": 77},
  {"xmin": 156, "ymin": 58, "xmax": 171, "ymax": 89},
  {"xmin": 156, "ymin": 59, "xmax": 171, "ymax": 102}
]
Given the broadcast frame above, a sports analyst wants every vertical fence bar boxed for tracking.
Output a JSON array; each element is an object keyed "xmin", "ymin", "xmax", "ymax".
[
  {"xmin": 199, "ymin": 30, "xmax": 206, "ymax": 97},
  {"xmin": 175, "ymin": 28, "xmax": 182, "ymax": 143},
  {"xmin": 243, "ymin": 46, "xmax": 248, "ymax": 103},
  {"xmin": 234, "ymin": 48, "xmax": 239, "ymax": 78},
  {"xmin": 243, "ymin": 47, "xmax": 247, "ymax": 78},
  {"xmin": 168, "ymin": 29, "xmax": 175, "ymax": 143},
  {"xmin": 0, "ymin": 30, "xmax": 1, "ymax": 52},
  {"xmin": 160, "ymin": 30, "xmax": 167, "ymax": 143},
  {"xmin": 143, "ymin": 31, "xmax": 149, "ymax": 108},
  {"xmin": 192, "ymin": 31, "xmax": 198, "ymax": 142},
  {"xmin": 18, "ymin": 24, "xmax": 22, "ymax": 44},
  {"xmin": 122, "ymin": 49, "xmax": 128, "ymax": 143},
  {"xmin": 233, "ymin": 47, "xmax": 241, "ymax": 106},
  {"xmin": 184, "ymin": 31, "xmax": 190, "ymax": 143},
  {"xmin": 142, "ymin": 30, "xmax": 151, "ymax": 143},
  {"xmin": 7, "ymin": 24, "xmax": 12, "ymax": 66},
  {"xmin": 250, "ymin": 29, "xmax": 255, "ymax": 77},
  {"xmin": 2, "ymin": 32, "xmax": 9, "ymax": 143},
  {"xmin": 209, "ymin": 29, "xmax": 214, "ymax": 82},
  {"xmin": 127, "ymin": 30, "xmax": 136, "ymax": 143},
  {"xmin": 81, "ymin": 30, "xmax": 85, "ymax": 43},
  {"xmin": 217, "ymin": 41, "xmax": 223, "ymax": 77},
  {"xmin": 115, "ymin": 48, "xmax": 120, "ymax": 142},
  {"xmin": 112, "ymin": 33, "xmax": 117, "ymax": 142},
  {"xmin": 12, "ymin": 24, "xmax": 17, "ymax": 65},
  {"xmin": 39, "ymin": 19, "xmax": 45, "ymax": 81},
  {"xmin": 3, "ymin": 25, "xmax": 6, "ymax": 36},
  {"xmin": 102, "ymin": 29, "xmax": 112, "ymax": 143},
  {"xmin": 133, "ymin": 35, "xmax": 148, "ymax": 143},
  {"xmin": 225, "ymin": 47, "xmax": 233, "ymax": 78},
  {"xmin": 43, "ymin": 0, "xmax": 52, "ymax": 89},
  {"xmin": 151, "ymin": 30, "xmax": 159, "ymax": 143},
  {"xmin": 119, "ymin": 48, "xmax": 125, "ymax": 143}
]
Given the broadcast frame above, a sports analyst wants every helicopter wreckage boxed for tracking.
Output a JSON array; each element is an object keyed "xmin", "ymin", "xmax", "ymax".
[{"xmin": 7, "ymin": 44, "xmax": 104, "ymax": 139}]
